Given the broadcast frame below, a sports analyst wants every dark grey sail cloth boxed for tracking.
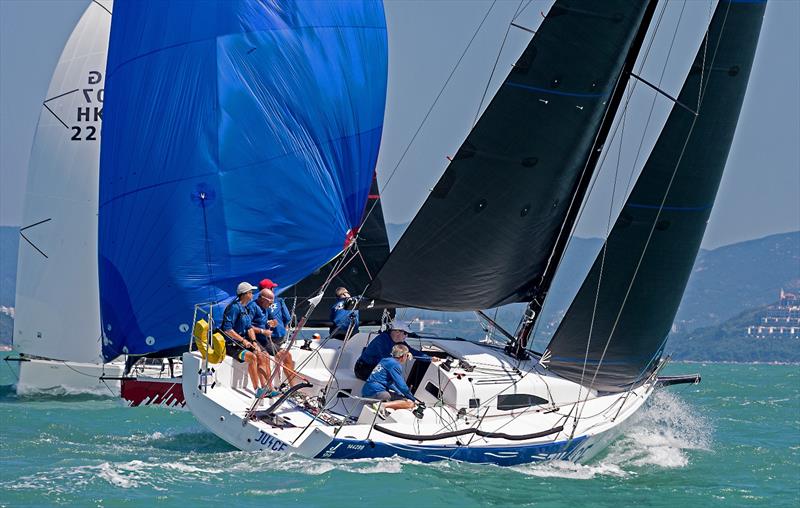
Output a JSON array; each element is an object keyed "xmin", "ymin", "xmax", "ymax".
[
  {"xmin": 283, "ymin": 175, "xmax": 392, "ymax": 327},
  {"xmin": 366, "ymin": 0, "xmax": 653, "ymax": 311},
  {"xmin": 544, "ymin": 0, "xmax": 766, "ymax": 393}
]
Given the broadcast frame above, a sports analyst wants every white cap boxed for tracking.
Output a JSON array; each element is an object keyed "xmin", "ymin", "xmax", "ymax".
[
  {"xmin": 236, "ymin": 282, "xmax": 257, "ymax": 295},
  {"xmin": 390, "ymin": 320, "xmax": 413, "ymax": 333}
]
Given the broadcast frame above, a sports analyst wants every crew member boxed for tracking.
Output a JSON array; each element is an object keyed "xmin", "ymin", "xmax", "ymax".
[
  {"xmin": 361, "ymin": 344, "xmax": 416, "ymax": 412},
  {"xmin": 329, "ymin": 287, "xmax": 359, "ymax": 340},
  {"xmin": 354, "ymin": 320, "xmax": 431, "ymax": 381},
  {"xmin": 221, "ymin": 282, "xmax": 274, "ymax": 398},
  {"xmin": 253, "ymin": 287, "xmax": 296, "ymax": 385}
]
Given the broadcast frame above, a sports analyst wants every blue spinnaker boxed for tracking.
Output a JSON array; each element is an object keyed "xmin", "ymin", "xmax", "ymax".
[{"xmin": 99, "ymin": 0, "xmax": 388, "ymax": 360}]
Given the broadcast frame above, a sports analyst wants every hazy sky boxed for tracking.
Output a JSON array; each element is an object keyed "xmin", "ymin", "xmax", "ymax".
[{"xmin": 1, "ymin": 0, "xmax": 798, "ymax": 250}]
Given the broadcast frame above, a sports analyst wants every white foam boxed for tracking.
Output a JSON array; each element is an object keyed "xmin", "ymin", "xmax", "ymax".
[
  {"xmin": 161, "ymin": 461, "xmax": 223, "ymax": 474},
  {"xmin": 245, "ymin": 488, "xmax": 305, "ymax": 496},
  {"xmin": 341, "ymin": 458, "xmax": 405, "ymax": 474},
  {"xmin": 97, "ymin": 462, "xmax": 139, "ymax": 489},
  {"xmin": 513, "ymin": 460, "xmax": 629, "ymax": 480},
  {"xmin": 602, "ymin": 390, "xmax": 712, "ymax": 469}
]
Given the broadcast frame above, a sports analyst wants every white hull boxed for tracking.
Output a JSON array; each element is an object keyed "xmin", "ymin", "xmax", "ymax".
[
  {"xmin": 183, "ymin": 332, "xmax": 655, "ymax": 465},
  {"xmin": 14, "ymin": 357, "xmax": 124, "ymax": 396}
]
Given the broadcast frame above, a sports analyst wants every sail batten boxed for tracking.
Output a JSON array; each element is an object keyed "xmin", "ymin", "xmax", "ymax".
[
  {"xmin": 544, "ymin": 0, "xmax": 767, "ymax": 392},
  {"xmin": 366, "ymin": 0, "xmax": 654, "ymax": 312}
]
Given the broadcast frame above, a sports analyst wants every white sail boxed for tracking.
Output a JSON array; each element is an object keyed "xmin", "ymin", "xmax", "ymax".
[{"xmin": 13, "ymin": 0, "xmax": 112, "ymax": 364}]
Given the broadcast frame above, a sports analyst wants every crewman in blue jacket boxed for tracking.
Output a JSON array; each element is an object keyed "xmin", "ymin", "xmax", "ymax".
[
  {"xmin": 253, "ymin": 287, "xmax": 297, "ymax": 385},
  {"xmin": 361, "ymin": 344, "xmax": 416, "ymax": 411},
  {"xmin": 329, "ymin": 286, "xmax": 359, "ymax": 339},
  {"xmin": 354, "ymin": 320, "xmax": 430, "ymax": 381}
]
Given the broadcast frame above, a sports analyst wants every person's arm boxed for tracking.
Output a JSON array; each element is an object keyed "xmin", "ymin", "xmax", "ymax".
[
  {"xmin": 405, "ymin": 342, "xmax": 431, "ymax": 362},
  {"xmin": 387, "ymin": 361, "xmax": 415, "ymax": 400},
  {"xmin": 221, "ymin": 304, "xmax": 237, "ymax": 332},
  {"xmin": 222, "ymin": 305, "xmax": 252, "ymax": 347}
]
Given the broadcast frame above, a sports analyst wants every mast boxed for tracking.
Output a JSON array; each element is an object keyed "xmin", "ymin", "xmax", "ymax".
[
  {"xmin": 507, "ymin": 0, "xmax": 659, "ymax": 360},
  {"xmin": 367, "ymin": 0, "xmax": 657, "ymax": 313},
  {"xmin": 544, "ymin": 0, "xmax": 767, "ymax": 391}
]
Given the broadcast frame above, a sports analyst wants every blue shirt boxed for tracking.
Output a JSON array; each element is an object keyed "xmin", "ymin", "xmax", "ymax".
[
  {"xmin": 358, "ymin": 331, "xmax": 430, "ymax": 366},
  {"xmin": 253, "ymin": 298, "xmax": 291, "ymax": 340},
  {"xmin": 362, "ymin": 357, "xmax": 415, "ymax": 400},
  {"xmin": 329, "ymin": 298, "xmax": 359, "ymax": 334},
  {"xmin": 221, "ymin": 299, "xmax": 253, "ymax": 336},
  {"xmin": 271, "ymin": 298, "xmax": 291, "ymax": 338}
]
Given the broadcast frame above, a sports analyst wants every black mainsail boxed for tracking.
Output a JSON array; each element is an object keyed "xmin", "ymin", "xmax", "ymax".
[
  {"xmin": 366, "ymin": 0, "xmax": 654, "ymax": 311},
  {"xmin": 283, "ymin": 175, "xmax": 392, "ymax": 327},
  {"xmin": 544, "ymin": 0, "xmax": 766, "ymax": 392}
]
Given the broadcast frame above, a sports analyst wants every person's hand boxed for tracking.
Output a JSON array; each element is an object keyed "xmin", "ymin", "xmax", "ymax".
[
  {"xmin": 267, "ymin": 319, "xmax": 278, "ymax": 327},
  {"xmin": 264, "ymin": 329, "xmax": 273, "ymax": 337}
]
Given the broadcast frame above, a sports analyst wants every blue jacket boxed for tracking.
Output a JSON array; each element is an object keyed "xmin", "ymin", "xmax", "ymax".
[
  {"xmin": 359, "ymin": 331, "xmax": 430, "ymax": 367},
  {"xmin": 252, "ymin": 298, "xmax": 291, "ymax": 340},
  {"xmin": 362, "ymin": 357, "xmax": 415, "ymax": 400},
  {"xmin": 221, "ymin": 300, "xmax": 253, "ymax": 337},
  {"xmin": 329, "ymin": 298, "xmax": 359, "ymax": 334},
  {"xmin": 266, "ymin": 298, "xmax": 291, "ymax": 339}
]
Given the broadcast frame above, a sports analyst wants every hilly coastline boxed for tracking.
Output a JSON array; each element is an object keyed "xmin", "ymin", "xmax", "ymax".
[{"xmin": 2, "ymin": 225, "xmax": 798, "ymax": 361}]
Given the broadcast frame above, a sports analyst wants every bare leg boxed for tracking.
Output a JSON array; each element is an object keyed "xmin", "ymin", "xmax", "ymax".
[
  {"xmin": 384, "ymin": 399, "xmax": 415, "ymax": 411},
  {"xmin": 257, "ymin": 352, "xmax": 272, "ymax": 388},
  {"xmin": 244, "ymin": 352, "xmax": 262, "ymax": 390},
  {"xmin": 278, "ymin": 351, "xmax": 296, "ymax": 386}
]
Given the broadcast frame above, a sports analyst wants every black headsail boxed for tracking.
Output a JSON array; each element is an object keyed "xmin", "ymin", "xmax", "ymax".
[
  {"xmin": 366, "ymin": 0, "xmax": 654, "ymax": 311},
  {"xmin": 544, "ymin": 0, "xmax": 766, "ymax": 392},
  {"xmin": 283, "ymin": 174, "xmax": 392, "ymax": 327}
]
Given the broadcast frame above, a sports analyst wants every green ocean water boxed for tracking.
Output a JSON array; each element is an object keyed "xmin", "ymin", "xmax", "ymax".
[{"xmin": 0, "ymin": 359, "xmax": 797, "ymax": 507}]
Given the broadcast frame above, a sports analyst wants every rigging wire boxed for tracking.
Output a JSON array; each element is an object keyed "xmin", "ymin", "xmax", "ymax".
[
  {"xmin": 623, "ymin": 0, "xmax": 689, "ymax": 199},
  {"xmin": 472, "ymin": 0, "xmax": 527, "ymax": 127},
  {"xmin": 572, "ymin": 0, "xmax": 714, "ymax": 430},
  {"xmin": 357, "ymin": 0, "xmax": 499, "ymax": 231},
  {"xmin": 579, "ymin": 0, "xmax": 729, "ymax": 400},
  {"xmin": 526, "ymin": 0, "xmax": 672, "ymax": 352}
]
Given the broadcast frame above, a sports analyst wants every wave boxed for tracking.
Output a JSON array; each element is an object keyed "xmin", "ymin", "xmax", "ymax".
[{"xmin": 599, "ymin": 390, "xmax": 711, "ymax": 469}]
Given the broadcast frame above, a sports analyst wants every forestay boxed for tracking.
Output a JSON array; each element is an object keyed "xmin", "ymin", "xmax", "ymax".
[
  {"xmin": 284, "ymin": 174, "xmax": 392, "ymax": 327},
  {"xmin": 14, "ymin": 0, "xmax": 113, "ymax": 363},
  {"xmin": 366, "ymin": 0, "xmax": 653, "ymax": 311},
  {"xmin": 99, "ymin": 0, "xmax": 388, "ymax": 360},
  {"xmin": 545, "ymin": 0, "xmax": 767, "ymax": 392}
]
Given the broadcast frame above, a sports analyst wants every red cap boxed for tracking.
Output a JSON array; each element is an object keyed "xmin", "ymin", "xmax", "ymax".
[{"xmin": 258, "ymin": 278, "xmax": 278, "ymax": 289}]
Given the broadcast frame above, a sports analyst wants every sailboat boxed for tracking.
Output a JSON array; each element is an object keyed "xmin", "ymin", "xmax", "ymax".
[
  {"xmin": 7, "ymin": 0, "xmax": 127, "ymax": 395},
  {"xmin": 101, "ymin": 0, "xmax": 765, "ymax": 465},
  {"xmin": 8, "ymin": 0, "xmax": 181, "ymax": 403}
]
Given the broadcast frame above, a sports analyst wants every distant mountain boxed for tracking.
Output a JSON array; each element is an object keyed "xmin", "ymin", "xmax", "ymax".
[
  {"xmin": 674, "ymin": 231, "xmax": 800, "ymax": 332},
  {"xmin": 669, "ymin": 303, "xmax": 800, "ymax": 363},
  {"xmin": 2, "ymin": 219, "xmax": 798, "ymax": 359}
]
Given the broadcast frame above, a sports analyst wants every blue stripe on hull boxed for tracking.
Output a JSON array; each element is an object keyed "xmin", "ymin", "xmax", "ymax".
[{"xmin": 313, "ymin": 435, "xmax": 591, "ymax": 466}]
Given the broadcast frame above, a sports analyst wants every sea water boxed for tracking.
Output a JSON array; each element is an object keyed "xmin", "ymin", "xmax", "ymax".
[{"xmin": 0, "ymin": 358, "xmax": 797, "ymax": 507}]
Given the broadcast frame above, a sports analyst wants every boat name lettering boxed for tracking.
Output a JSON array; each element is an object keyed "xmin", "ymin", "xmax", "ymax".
[{"xmin": 255, "ymin": 431, "xmax": 287, "ymax": 452}]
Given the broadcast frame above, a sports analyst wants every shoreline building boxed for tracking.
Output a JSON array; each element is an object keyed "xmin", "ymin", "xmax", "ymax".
[{"xmin": 747, "ymin": 289, "xmax": 800, "ymax": 338}]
